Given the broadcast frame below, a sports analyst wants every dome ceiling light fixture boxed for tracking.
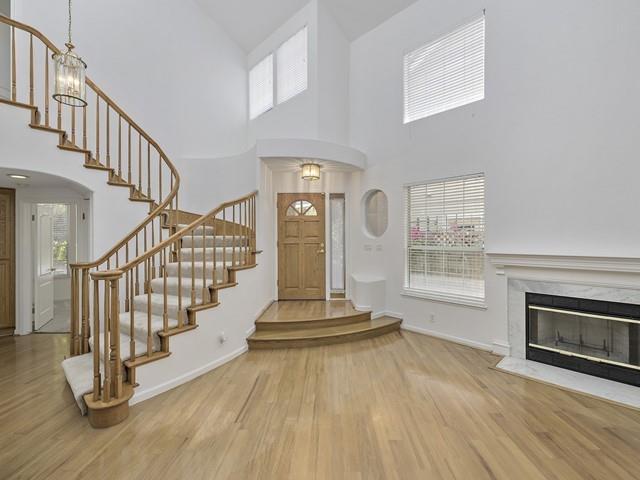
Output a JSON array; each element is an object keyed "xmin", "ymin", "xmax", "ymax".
[
  {"xmin": 7, "ymin": 173, "xmax": 30, "ymax": 180},
  {"xmin": 301, "ymin": 161, "xmax": 321, "ymax": 181},
  {"xmin": 53, "ymin": 0, "xmax": 87, "ymax": 107}
]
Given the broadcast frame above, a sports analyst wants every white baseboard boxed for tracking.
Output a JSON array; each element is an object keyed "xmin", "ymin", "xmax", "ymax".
[
  {"xmin": 131, "ymin": 345, "xmax": 248, "ymax": 405},
  {"xmin": 352, "ymin": 303, "xmax": 371, "ymax": 312},
  {"xmin": 401, "ymin": 323, "xmax": 505, "ymax": 355},
  {"xmin": 491, "ymin": 340, "xmax": 511, "ymax": 356},
  {"xmin": 371, "ymin": 310, "xmax": 403, "ymax": 320}
]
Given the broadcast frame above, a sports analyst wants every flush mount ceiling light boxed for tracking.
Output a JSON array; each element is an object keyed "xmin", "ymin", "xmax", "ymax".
[
  {"xmin": 53, "ymin": 0, "xmax": 87, "ymax": 107},
  {"xmin": 301, "ymin": 162, "xmax": 321, "ymax": 181},
  {"xmin": 7, "ymin": 174, "xmax": 30, "ymax": 180}
]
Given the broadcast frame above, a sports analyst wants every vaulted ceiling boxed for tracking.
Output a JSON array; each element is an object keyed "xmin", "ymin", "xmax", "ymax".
[{"xmin": 195, "ymin": 0, "xmax": 417, "ymax": 52}]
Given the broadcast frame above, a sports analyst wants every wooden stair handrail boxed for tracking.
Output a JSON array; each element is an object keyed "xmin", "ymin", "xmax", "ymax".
[
  {"xmin": 0, "ymin": 15, "xmax": 181, "ymax": 270},
  {"xmin": 107, "ymin": 190, "xmax": 258, "ymax": 274}
]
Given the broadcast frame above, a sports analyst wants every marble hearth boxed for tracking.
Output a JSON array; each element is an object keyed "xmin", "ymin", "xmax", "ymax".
[{"xmin": 487, "ymin": 253, "xmax": 640, "ymax": 408}]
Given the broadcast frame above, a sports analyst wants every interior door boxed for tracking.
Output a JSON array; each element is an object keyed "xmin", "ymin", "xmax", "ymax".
[
  {"xmin": 278, "ymin": 193, "xmax": 326, "ymax": 300},
  {"xmin": 35, "ymin": 204, "xmax": 54, "ymax": 330},
  {"xmin": 0, "ymin": 188, "xmax": 15, "ymax": 332}
]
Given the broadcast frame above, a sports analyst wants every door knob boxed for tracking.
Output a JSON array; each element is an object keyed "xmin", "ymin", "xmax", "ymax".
[{"xmin": 317, "ymin": 249, "xmax": 325, "ymax": 254}]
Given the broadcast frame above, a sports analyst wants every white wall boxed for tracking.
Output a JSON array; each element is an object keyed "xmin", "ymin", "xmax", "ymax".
[
  {"xmin": 13, "ymin": 0, "xmax": 248, "ymax": 160},
  {"xmin": 348, "ymin": 0, "xmax": 640, "ymax": 350}
]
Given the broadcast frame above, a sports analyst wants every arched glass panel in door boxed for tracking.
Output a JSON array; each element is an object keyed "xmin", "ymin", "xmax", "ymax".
[{"xmin": 286, "ymin": 200, "xmax": 317, "ymax": 217}]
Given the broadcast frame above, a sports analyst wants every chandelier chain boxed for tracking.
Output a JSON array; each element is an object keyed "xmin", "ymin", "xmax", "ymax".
[{"xmin": 67, "ymin": 0, "xmax": 72, "ymax": 45}]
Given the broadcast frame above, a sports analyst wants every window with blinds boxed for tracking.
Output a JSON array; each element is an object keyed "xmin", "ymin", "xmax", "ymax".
[
  {"xmin": 277, "ymin": 26, "xmax": 308, "ymax": 104},
  {"xmin": 403, "ymin": 14, "xmax": 485, "ymax": 124},
  {"xmin": 249, "ymin": 54, "xmax": 274, "ymax": 119},
  {"xmin": 404, "ymin": 174, "xmax": 485, "ymax": 303}
]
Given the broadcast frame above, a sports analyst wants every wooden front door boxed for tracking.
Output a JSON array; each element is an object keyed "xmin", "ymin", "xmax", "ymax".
[
  {"xmin": 0, "ymin": 188, "xmax": 15, "ymax": 331},
  {"xmin": 278, "ymin": 193, "xmax": 326, "ymax": 300}
]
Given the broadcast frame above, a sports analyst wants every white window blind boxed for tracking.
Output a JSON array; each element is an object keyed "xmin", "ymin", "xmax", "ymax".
[
  {"xmin": 277, "ymin": 26, "xmax": 308, "ymax": 104},
  {"xmin": 249, "ymin": 54, "xmax": 274, "ymax": 119},
  {"xmin": 404, "ymin": 174, "xmax": 485, "ymax": 301},
  {"xmin": 403, "ymin": 14, "xmax": 485, "ymax": 123}
]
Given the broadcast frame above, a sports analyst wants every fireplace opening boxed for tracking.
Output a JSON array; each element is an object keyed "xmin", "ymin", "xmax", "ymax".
[{"xmin": 526, "ymin": 293, "xmax": 640, "ymax": 386}]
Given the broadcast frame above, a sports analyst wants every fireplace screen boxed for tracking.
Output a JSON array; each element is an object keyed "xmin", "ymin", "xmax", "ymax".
[{"xmin": 526, "ymin": 293, "xmax": 640, "ymax": 386}]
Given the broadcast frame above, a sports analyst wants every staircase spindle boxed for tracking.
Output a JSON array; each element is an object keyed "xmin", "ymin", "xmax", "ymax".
[
  {"xmin": 128, "ymin": 124, "xmax": 132, "ymax": 183},
  {"xmin": 146, "ymin": 259, "xmax": 152, "ymax": 356},
  {"xmin": 102, "ymin": 282, "xmax": 111, "ymax": 402},
  {"xmin": 106, "ymin": 104, "xmax": 110, "ymax": 167},
  {"xmin": 138, "ymin": 132, "xmax": 142, "ymax": 192},
  {"xmin": 82, "ymin": 104, "xmax": 87, "ymax": 150},
  {"xmin": 232, "ymin": 205, "xmax": 236, "ymax": 267},
  {"xmin": 162, "ymin": 248, "xmax": 169, "ymax": 340},
  {"xmin": 81, "ymin": 268, "xmax": 89, "ymax": 353},
  {"xmin": 201, "ymin": 220, "xmax": 206, "ymax": 301},
  {"xmin": 11, "ymin": 26, "xmax": 16, "ymax": 101},
  {"xmin": 147, "ymin": 143, "xmax": 151, "ymax": 198},
  {"xmin": 44, "ymin": 46, "xmax": 49, "ymax": 126},
  {"xmin": 29, "ymin": 34, "xmax": 34, "ymax": 105},
  {"xmin": 212, "ymin": 214, "xmax": 217, "ymax": 287},
  {"xmin": 222, "ymin": 209, "xmax": 227, "ymax": 282},
  {"xmin": 111, "ymin": 276, "xmax": 123, "ymax": 399},
  {"xmin": 95, "ymin": 95, "xmax": 100, "ymax": 160},
  {"xmin": 135, "ymin": 234, "xmax": 140, "ymax": 295},
  {"xmin": 92, "ymin": 279, "xmax": 101, "ymax": 401},
  {"xmin": 151, "ymin": 217, "xmax": 156, "ymax": 278},
  {"xmin": 143, "ymin": 225, "xmax": 148, "ymax": 289},
  {"xmin": 190, "ymin": 229, "xmax": 195, "ymax": 305},
  {"xmin": 125, "ymin": 243, "xmax": 130, "ymax": 311},
  {"xmin": 129, "ymin": 271, "xmax": 135, "ymax": 380},
  {"xmin": 118, "ymin": 114, "xmax": 122, "ymax": 177}
]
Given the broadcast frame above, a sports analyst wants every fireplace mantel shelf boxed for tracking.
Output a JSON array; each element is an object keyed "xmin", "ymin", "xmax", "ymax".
[{"xmin": 486, "ymin": 253, "xmax": 640, "ymax": 275}]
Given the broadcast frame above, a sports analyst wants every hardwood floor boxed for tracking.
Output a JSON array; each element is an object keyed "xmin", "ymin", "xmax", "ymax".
[
  {"xmin": 2, "ymin": 331, "xmax": 640, "ymax": 479},
  {"xmin": 256, "ymin": 300, "xmax": 363, "ymax": 324}
]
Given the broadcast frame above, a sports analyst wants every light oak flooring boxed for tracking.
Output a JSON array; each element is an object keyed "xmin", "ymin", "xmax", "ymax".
[
  {"xmin": 2, "ymin": 332, "xmax": 640, "ymax": 479},
  {"xmin": 256, "ymin": 299, "xmax": 362, "ymax": 324}
]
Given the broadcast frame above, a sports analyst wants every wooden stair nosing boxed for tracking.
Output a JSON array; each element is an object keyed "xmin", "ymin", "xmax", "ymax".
[
  {"xmin": 157, "ymin": 323, "xmax": 198, "ymax": 338},
  {"xmin": 228, "ymin": 264, "xmax": 257, "ymax": 272},
  {"xmin": 255, "ymin": 311, "xmax": 372, "ymax": 331},
  {"xmin": 0, "ymin": 97, "xmax": 37, "ymax": 111},
  {"xmin": 84, "ymin": 161, "xmax": 112, "ymax": 172},
  {"xmin": 58, "ymin": 143, "xmax": 91, "ymax": 155},
  {"xmin": 188, "ymin": 301, "xmax": 221, "ymax": 314},
  {"xmin": 123, "ymin": 350, "xmax": 171, "ymax": 369},
  {"xmin": 29, "ymin": 122, "xmax": 66, "ymax": 136},
  {"xmin": 247, "ymin": 318, "xmax": 402, "ymax": 350}
]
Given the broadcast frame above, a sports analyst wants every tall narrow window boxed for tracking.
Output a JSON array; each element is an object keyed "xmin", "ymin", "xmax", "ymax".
[
  {"xmin": 330, "ymin": 194, "xmax": 345, "ymax": 296},
  {"xmin": 277, "ymin": 26, "xmax": 308, "ymax": 104},
  {"xmin": 404, "ymin": 174, "xmax": 485, "ymax": 305},
  {"xmin": 51, "ymin": 204, "xmax": 71, "ymax": 275},
  {"xmin": 249, "ymin": 54, "xmax": 274, "ymax": 119},
  {"xmin": 403, "ymin": 14, "xmax": 485, "ymax": 123}
]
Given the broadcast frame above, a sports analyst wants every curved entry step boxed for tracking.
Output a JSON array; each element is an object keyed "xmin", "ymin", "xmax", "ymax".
[{"xmin": 248, "ymin": 300, "xmax": 401, "ymax": 349}]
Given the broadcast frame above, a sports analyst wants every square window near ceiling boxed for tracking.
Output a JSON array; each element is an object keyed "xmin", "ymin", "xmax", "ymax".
[
  {"xmin": 403, "ymin": 14, "xmax": 485, "ymax": 123},
  {"xmin": 277, "ymin": 26, "xmax": 308, "ymax": 104},
  {"xmin": 249, "ymin": 54, "xmax": 274, "ymax": 119}
]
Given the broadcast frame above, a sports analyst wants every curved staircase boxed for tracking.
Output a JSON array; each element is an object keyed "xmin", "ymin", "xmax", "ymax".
[
  {"xmin": 2, "ymin": 15, "xmax": 258, "ymax": 428},
  {"xmin": 248, "ymin": 301, "xmax": 402, "ymax": 349}
]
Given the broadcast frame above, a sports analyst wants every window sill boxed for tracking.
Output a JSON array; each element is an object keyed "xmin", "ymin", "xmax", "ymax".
[{"xmin": 401, "ymin": 288, "xmax": 487, "ymax": 309}]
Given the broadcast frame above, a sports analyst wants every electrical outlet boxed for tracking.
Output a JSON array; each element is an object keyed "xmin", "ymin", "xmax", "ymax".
[
  {"xmin": 219, "ymin": 332, "xmax": 227, "ymax": 344},
  {"xmin": 429, "ymin": 313, "xmax": 435, "ymax": 324}
]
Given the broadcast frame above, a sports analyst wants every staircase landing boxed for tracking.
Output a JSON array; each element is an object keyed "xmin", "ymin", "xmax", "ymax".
[{"xmin": 248, "ymin": 300, "xmax": 401, "ymax": 349}]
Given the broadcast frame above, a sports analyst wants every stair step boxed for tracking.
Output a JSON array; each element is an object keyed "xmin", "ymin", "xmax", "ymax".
[
  {"xmin": 164, "ymin": 261, "xmax": 229, "ymax": 279},
  {"xmin": 61, "ymin": 353, "xmax": 94, "ymax": 415},
  {"xmin": 89, "ymin": 331, "xmax": 151, "ymax": 361},
  {"xmin": 107, "ymin": 172, "xmax": 133, "ymax": 187},
  {"xmin": 119, "ymin": 311, "xmax": 179, "ymax": 351},
  {"xmin": 129, "ymin": 189, "xmax": 154, "ymax": 203},
  {"xmin": 149, "ymin": 276, "xmax": 211, "ymax": 300},
  {"xmin": 247, "ymin": 317, "xmax": 402, "ymax": 350},
  {"xmin": 84, "ymin": 160, "xmax": 112, "ymax": 171},
  {"xmin": 29, "ymin": 123, "xmax": 66, "ymax": 136},
  {"xmin": 256, "ymin": 310, "xmax": 372, "ymax": 331},
  {"xmin": 182, "ymin": 235, "xmax": 249, "ymax": 248},
  {"xmin": 133, "ymin": 292, "xmax": 195, "ymax": 318},
  {"xmin": 179, "ymin": 247, "xmax": 247, "ymax": 262}
]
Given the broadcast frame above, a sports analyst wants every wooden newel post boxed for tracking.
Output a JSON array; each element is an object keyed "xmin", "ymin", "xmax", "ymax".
[
  {"xmin": 70, "ymin": 267, "xmax": 79, "ymax": 356},
  {"xmin": 81, "ymin": 268, "xmax": 90, "ymax": 354}
]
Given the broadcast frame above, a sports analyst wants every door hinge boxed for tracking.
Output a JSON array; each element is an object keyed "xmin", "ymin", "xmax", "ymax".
[
  {"xmin": 31, "ymin": 214, "xmax": 35, "ymax": 221},
  {"xmin": 32, "ymin": 304, "xmax": 35, "ymax": 314}
]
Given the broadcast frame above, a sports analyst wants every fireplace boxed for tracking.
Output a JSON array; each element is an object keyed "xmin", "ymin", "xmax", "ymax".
[{"xmin": 526, "ymin": 293, "xmax": 640, "ymax": 386}]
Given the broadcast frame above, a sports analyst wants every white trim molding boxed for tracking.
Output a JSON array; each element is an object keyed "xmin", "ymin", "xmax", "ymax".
[
  {"xmin": 486, "ymin": 253, "xmax": 640, "ymax": 275},
  {"xmin": 402, "ymin": 323, "xmax": 505, "ymax": 356},
  {"xmin": 401, "ymin": 288, "xmax": 487, "ymax": 309}
]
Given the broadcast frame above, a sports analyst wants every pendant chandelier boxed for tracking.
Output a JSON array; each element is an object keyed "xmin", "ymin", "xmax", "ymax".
[
  {"xmin": 301, "ymin": 162, "xmax": 321, "ymax": 181},
  {"xmin": 53, "ymin": 0, "xmax": 87, "ymax": 107}
]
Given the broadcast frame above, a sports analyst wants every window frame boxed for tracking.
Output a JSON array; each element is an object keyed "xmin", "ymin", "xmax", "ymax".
[
  {"xmin": 402, "ymin": 173, "xmax": 487, "ymax": 309},
  {"xmin": 248, "ymin": 25, "xmax": 308, "ymax": 120},
  {"xmin": 403, "ymin": 13, "xmax": 485, "ymax": 124}
]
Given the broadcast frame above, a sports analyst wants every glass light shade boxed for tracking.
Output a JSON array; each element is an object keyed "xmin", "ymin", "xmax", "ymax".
[
  {"xmin": 301, "ymin": 163, "xmax": 320, "ymax": 181},
  {"xmin": 53, "ymin": 44, "xmax": 87, "ymax": 107}
]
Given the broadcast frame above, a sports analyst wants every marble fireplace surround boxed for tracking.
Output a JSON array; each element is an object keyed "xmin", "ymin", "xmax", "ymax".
[{"xmin": 487, "ymin": 253, "xmax": 640, "ymax": 409}]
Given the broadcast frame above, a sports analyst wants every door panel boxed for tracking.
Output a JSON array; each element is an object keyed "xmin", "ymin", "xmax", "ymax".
[
  {"xmin": 35, "ymin": 205, "xmax": 54, "ymax": 330},
  {"xmin": 0, "ymin": 188, "xmax": 15, "ymax": 330},
  {"xmin": 278, "ymin": 193, "xmax": 326, "ymax": 300}
]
